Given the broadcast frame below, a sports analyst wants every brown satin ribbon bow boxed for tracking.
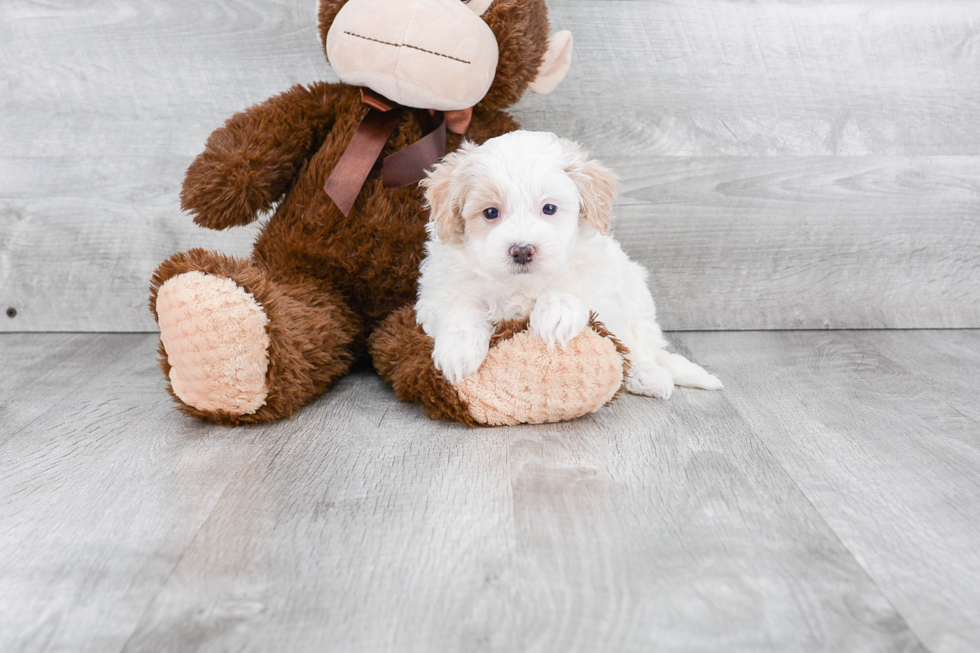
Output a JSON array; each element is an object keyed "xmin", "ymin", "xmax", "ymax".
[{"xmin": 324, "ymin": 88, "xmax": 473, "ymax": 216}]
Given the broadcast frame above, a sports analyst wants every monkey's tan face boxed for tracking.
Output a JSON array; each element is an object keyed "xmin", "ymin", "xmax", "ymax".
[{"xmin": 326, "ymin": 0, "xmax": 500, "ymax": 111}]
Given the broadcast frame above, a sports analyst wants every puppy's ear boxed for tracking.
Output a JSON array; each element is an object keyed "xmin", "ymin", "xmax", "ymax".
[
  {"xmin": 421, "ymin": 141, "xmax": 477, "ymax": 244},
  {"xmin": 559, "ymin": 138, "xmax": 618, "ymax": 235}
]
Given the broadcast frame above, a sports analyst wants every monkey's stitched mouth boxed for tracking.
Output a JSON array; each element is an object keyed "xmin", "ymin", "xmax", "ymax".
[{"xmin": 343, "ymin": 31, "xmax": 472, "ymax": 65}]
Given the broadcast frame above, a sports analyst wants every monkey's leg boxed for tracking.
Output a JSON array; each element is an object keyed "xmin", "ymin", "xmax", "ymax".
[
  {"xmin": 370, "ymin": 306, "xmax": 628, "ymax": 426},
  {"xmin": 150, "ymin": 249, "xmax": 360, "ymax": 425},
  {"xmin": 368, "ymin": 306, "xmax": 480, "ymax": 426}
]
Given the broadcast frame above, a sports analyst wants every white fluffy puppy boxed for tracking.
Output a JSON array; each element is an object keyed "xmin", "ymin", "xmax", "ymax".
[{"xmin": 416, "ymin": 130, "xmax": 722, "ymax": 399}]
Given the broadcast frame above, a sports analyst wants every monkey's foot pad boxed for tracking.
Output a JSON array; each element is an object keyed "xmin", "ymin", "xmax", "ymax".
[
  {"xmin": 156, "ymin": 271, "xmax": 271, "ymax": 415},
  {"xmin": 458, "ymin": 320, "xmax": 628, "ymax": 426}
]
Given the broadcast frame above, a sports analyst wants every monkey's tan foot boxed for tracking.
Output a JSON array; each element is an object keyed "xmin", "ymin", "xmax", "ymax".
[
  {"xmin": 370, "ymin": 307, "xmax": 629, "ymax": 427},
  {"xmin": 457, "ymin": 317, "xmax": 628, "ymax": 426},
  {"xmin": 150, "ymin": 249, "xmax": 360, "ymax": 425},
  {"xmin": 157, "ymin": 271, "xmax": 271, "ymax": 416}
]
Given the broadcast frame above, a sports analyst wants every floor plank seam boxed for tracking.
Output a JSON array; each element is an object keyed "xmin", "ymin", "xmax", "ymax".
[
  {"xmin": 4, "ymin": 331, "xmax": 978, "ymax": 649},
  {"xmin": 115, "ymin": 462, "xmax": 250, "ymax": 653},
  {"xmin": 116, "ymin": 387, "xmax": 296, "ymax": 651},
  {"xmin": 713, "ymin": 391, "xmax": 936, "ymax": 652},
  {"xmin": 0, "ymin": 336, "xmax": 147, "ymax": 451},
  {"xmin": 858, "ymin": 338, "xmax": 980, "ymax": 432}
]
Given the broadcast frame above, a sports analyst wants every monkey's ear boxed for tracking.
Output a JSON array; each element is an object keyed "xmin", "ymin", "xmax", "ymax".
[
  {"xmin": 529, "ymin": 31, "xmax": 574, "ymax": 96},
  {"xmin": 559, "ymin": 138, "xmax": 618, "ymax": 235},
  {"xmin": 422, "ymin": 142, "xmax": 477, "ymax": 244}
]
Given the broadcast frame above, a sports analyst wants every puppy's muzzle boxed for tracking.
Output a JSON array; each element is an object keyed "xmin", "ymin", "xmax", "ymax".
[{"xmin": 509, "ymin": 244, "xmax": 536, "ymax": 267}]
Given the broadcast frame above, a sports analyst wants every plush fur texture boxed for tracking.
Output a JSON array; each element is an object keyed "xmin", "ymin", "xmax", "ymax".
[
  {"xmin": 369, "ymin": 308, "xmax": 628, "ymax": 426},
  {"xmin": 416, "ymin": 131, "xmax": 723, "ymax": 400},
  {"xmin": 156, "ymin": 271, "xmax": 271, "ymax": 414},
  {"xmin": 457, "ymin": 315, "xmax": 629, "ymax": 426},
  {"xmin": 150, "ymin": 0, "xmax": 618, "ymax": 426},
  {"xmin": 150, "ymin": 249, "xmax": 360, "ymax": 425},
  {"xmin": 368, "ymin": 305, "xmax": 480, "ymax": 426}
]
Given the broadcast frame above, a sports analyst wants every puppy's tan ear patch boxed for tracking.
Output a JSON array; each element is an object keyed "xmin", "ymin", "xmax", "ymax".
[
  {"xmin": 560, "ymin": 138, "xmax": 618, "ymax": 235},
  {"xmin": 422, "ymin": 142, "xmax": 476, "ymax": 244}
]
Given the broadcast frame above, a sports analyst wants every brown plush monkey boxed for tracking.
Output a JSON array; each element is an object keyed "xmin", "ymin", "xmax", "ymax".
[{"xmin": 149, "ymin": 0, "xmax": 628, "ymax": 426}]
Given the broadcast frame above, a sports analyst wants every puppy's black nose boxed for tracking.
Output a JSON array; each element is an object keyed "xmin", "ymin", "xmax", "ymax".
[{"xmin": 509, "ymin": 244, "xmax": 536, "ymax": 266}]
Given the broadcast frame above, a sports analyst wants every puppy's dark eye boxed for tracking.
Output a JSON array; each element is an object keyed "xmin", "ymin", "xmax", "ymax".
[
  {"xmin": 543, "ymin": 204, "xmax": 558, "ymax": 216},
  {"xmin": 483, "ymin": 207, "xmax": 500, "ymax": 220}
]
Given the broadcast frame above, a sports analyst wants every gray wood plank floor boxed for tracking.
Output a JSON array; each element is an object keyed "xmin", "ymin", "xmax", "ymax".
[{"xmin": 2, "ymin": 331, "xmax": 978, "ymax": 652}]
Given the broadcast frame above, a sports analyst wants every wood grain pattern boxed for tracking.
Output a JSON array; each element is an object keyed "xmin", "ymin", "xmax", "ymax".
[
  {"xmin": 528, "ymin": 1, "xmax": 980, "ymax": 157},
  {"xmin": 676, "ymin": 329, "xmax": 980, "ymax": 653},
  {"xmin": 0, "ymin": 333, "xmax": 78, "ymax": 399},
  {"xmin": 1, "ymin": 332, "xmax": 949, "ymax": 653},
  {"xmin": 0, "ymin": 335, "xmax": 278, "ymax": 653},
  {"xmin": 0, "ymin": 333, "xmax": 143, "ymax": 442},
  {"xmin": 0, "ymin": 0, "xmax": 310, "ymax": 334},
  {"xmin": 120, "ymin": 390, "xmax": 924, "ymax": 653},
  {"xmin": 863, "ymin": 330, "xmax": 980, "ymax": 423},
  {"xmin": 1, "ymin": 0, "xmax": 979, "ymax": 332},
  {"xmin": 615, "ymin": 156, "xmax": 980, "ymax": 330}
]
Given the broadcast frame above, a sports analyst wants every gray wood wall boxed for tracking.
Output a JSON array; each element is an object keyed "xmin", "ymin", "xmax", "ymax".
[{"xmin": 2, "ymin": 0, "xmax": 978, "ymax": 332}]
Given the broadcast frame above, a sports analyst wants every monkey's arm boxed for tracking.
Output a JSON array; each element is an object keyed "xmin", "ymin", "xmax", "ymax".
[{"xmin": 181, "ymin": 82, "xmax": 343, "ymax": 230}]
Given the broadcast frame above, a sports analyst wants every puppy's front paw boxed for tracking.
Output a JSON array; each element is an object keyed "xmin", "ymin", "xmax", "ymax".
[
  {"xmin": 432, "ymin": 328, "xmax": 491, "ymax": 386},
  {"xmin": 530, "ymin": 292, "xmax": 589, "ymax": 348},
  {"xmin": 626, "ymin": 363, "xmax": 675, "ymax": 400}
]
